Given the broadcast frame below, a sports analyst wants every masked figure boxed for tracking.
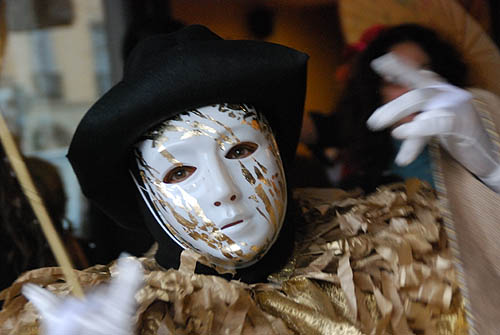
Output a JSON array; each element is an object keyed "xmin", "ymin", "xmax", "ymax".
[
  {"xmin": 67, "ymin": 25, "xmax": 308, "ymax": 282},
  {"xmin": 0, "ymin": 25, "xmax": 475, "ymax": 335}
]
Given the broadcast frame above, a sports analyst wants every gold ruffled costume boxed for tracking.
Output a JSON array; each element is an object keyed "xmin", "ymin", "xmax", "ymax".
[{"xmin": 0, "ymin": 180, "xmax": 468, "ymax": 335}]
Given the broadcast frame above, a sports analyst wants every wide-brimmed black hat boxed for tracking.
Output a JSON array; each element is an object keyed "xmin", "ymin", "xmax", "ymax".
[{"xmin": 68, "ymin": 25, "xmax": 308, "ymax": 230}]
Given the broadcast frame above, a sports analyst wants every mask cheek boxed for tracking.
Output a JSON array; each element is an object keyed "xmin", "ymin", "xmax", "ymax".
[
  {"xmin": 155, "ymin": 188, "xmax": 191, "ymax": 230},
  {"xmin": 158, "ymin": 189, "xmax": 214, "ymax": 249},
  {"xmin": 176, "ymin": 176, "xmax": 202, "ymax": 194}
]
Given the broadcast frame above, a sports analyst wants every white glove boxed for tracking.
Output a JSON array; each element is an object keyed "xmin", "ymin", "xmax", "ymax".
[
  {"xmin": 22, "ymin": 256, "xmax": 143, "ymax": 335},
  {"xmin": 367, "ymin": 53, "xmax": 500, "ymax": 193}
]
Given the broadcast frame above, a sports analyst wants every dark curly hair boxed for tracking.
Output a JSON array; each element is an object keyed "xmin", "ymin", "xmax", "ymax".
[{"xmin": 317, "ymin": 24, "xmax": 468, "ymax": 191}]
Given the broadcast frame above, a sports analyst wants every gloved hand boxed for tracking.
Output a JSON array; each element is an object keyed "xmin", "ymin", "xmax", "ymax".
[
  {"xmin": 367, "ymin": 52, "xmax": 500, "ymax": 192},
  {"xmin": 22, "ymin": 256, "xmax": 143, "ymax": 335}
]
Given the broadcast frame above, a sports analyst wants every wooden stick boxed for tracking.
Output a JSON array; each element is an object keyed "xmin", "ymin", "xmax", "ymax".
[{"xmin": 0, "ymin": 112, "xmax": 84, "ymax": 298}]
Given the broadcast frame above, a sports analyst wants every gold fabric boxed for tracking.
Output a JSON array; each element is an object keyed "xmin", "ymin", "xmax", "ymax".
[{"xmin": 0, "ymin": 181, "xmax": 468, "ymax": 335}]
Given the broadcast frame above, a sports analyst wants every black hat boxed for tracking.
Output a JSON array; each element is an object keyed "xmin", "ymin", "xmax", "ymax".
[{"xmin": 68, "ymin": 25, "xmax": 308, "ymax": 231}]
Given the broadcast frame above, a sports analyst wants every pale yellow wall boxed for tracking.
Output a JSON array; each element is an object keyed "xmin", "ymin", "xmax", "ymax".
[
  {"xmin": 3, "ymin": 32, "xmax": 35, "ymax": 94},
  {"xmin": 171, "ymin": 1, "xmax": 344, "ymax": 114},
  {"xmin": 51, "ymin": 0, "xmax": 102, "ymax": 102}
]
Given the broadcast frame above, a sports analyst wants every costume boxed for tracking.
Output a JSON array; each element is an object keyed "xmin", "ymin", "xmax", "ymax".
[{"xmin": 0, "ymin": 180, "xmax": 468, "ymax": 334}]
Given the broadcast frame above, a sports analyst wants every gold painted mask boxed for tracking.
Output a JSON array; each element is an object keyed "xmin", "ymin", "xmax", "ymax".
[{"xmin": 132, "ymin": 104, "xmax": 287, "ymax": 269}]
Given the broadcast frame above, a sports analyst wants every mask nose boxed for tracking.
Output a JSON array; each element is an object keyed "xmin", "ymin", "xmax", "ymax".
[
  {"xmin": 206, "ymin": 156, "xmax": 241, "ymax": 207},
  {"xmin": 214, "ymin": 194, "xmax": 237, "ymax": 207}
]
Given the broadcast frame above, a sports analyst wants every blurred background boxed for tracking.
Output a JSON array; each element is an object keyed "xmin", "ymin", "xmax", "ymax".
[{"xmin": 1, "ymin": 0, "xmax": 498, "ymax": 267}]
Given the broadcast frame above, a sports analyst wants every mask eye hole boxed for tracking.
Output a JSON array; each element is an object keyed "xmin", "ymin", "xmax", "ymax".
[
  {"xmin": 163, "ymin": 165, "xmax": 197, "ymax": 184},
  {"xmin": 225, "ymin": 142, "xmax": 258, "ymax": 159}
]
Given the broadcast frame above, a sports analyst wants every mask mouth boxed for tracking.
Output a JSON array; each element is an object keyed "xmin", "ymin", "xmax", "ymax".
[{"xmin": 221, "ymin": 219, "xmax": 244, "ymax": 230}]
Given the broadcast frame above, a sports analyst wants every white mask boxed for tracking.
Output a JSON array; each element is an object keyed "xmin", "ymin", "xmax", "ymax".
[{"xmin": 132, "ymin": 104, "xmax": 287, "ymax": 269}]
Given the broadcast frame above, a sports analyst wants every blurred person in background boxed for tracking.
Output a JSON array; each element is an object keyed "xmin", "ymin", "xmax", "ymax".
[{"xmin": 302, "ymin": 24, "xmax": 468, "ymax": 192}]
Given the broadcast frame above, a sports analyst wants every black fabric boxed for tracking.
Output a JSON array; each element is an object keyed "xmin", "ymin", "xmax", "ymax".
[
  {"xmin": 310, "ymin": 112, "xmax": 345, "ymax": 148},
  {"xmin": 67, "ymin": 25, "xmax": 308, "ymax": 282}
]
